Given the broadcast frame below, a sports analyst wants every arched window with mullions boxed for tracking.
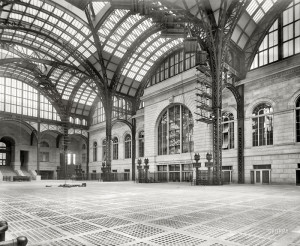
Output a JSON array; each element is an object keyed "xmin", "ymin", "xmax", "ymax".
[
  {"xmin": 138, "ymin": 131, "xmax": 144, "ymax": 158},
  {"xmin": 113, "ymin": 137, "xmax": 118, "ymax": 160},
  {"xmin": 252, "ymin": 103, "xmax": 273, "ymax": 146},
  {"xmin": 0, "ymin": 142, "xmax": 7, "ymax": 166},
  {"xmin": 158, "ymin": 104, "xmax": 194, "ymax": 155},
  {"xmin": 125, "ymin": 134, "xmax": 131, "ymax": 159},
  {"xmin": 93, "ymin": 142, "xmax": 97, "ymax": 162},
  {"xmin": 102, "ymin": 139, "xmax": 107, "ymax": 161},
  {"xmin": 222, "ymin": 112, "xmax": 234, "ymax": 149},
  {"xmin": 296, "ymin": 97, "xmax": 300, "ymax": 142}
]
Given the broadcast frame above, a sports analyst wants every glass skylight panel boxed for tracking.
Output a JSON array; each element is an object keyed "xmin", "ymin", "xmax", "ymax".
[
  {"xmin": 43, "ymin": 3, "xmax": 54, "ymax": 13},
  {"xmin": 114, "ymin": 50, "xmax": 124, "ymax": 58},
  {"xmin": 53, "ymin": 8, "xmax": 64, "ymax": 18},
  {"xmin": 70, "ymin": 39, "xmax": 79, "ymax": 47},
  {"xmin": 92, "ymin": 2, "xmax": 107, "ymax": 16},
  {"xmin": 135, "ymin": 75, "xmax": 143, "ymax": 81},
  {"xmin": 61, "ymin": 33, "xmax": 71, "ymax": 42},
  {"xmin": 13, "ymin": 4, "xmax": 26, "ymax": 12},
  {"xmin": 22, "ymin": 16, "xmax": 34, "ymax": 23},
  {"xmin": 43, "ymin": 23, "xmax": 53, "ymax": 32},
  {"xmin": 262, "ymin": 0, "xmax": 273, "ymax": 12},
  {"xmin": 30, "ymin": 0, "xmax": 42, "ymax": 8},
  {"xmin": 139, "ymin": 69, "xmax": 147, "ymax": 75},
  {"xmin": 52, "ymin": 28, "xmax": 62, "ymax": 37},
  {"xmin": 57, "ymin": 21, "xmax": 67, "ymax": 30},
  {"xmin": 246, "ymin": 1, "xmax": 259, "ymax": 16},
  {"xmin": 83, "ymin": 50, "xmax": 91, "ymax": 58},
  {"xmin": 66, "ymin": 26, "xmax": 76, "ymax": 36},
  {"xmin": 128, "ymin": 71, "xmax": 135, "ymax": 79},
  {"xmin": 82, "ymin": 26, "xmax": 90, "ymax": 35},
  {"xmin": 26, "ymin": 7, "xmax": 38, "ymax": 16},
  {"xmin": 89, "ymin": 45, "xmax": 97, "ymax": 54},
  {"xmin": 72, "ymin": 19, "xmax": 83, "ymax": 30},
  {"xmin": 83, "ymin": 40, "xmax": 92, "ymax": 48},
  {"xmin": 253, "ymin": 9, "xmax": 264, "ymax": 23},
  {"xmin": 131, "ymin": 65, "xmax": 139, "ymax": 72},
  {"xmin": 10, "ymin": 13, "xmax": 22, "ymax": 20},
  {"xmin": 63, "ymin": 13, "xmax": 73, "ymax": 23}
]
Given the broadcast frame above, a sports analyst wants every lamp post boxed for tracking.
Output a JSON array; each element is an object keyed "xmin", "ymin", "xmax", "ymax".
[
  {"xmin": 205, "ymin": 152, "xmax": 213, "ymax": 184},
  {"xmin": 56, "ymin": 166, "xmax": 61, "ymax": 180},
  {"xmin": 101, "ymin": 161, "xmax": 107, "ymax": 181},
  {"xmin": 137, "ymin": 158, "xmax": 143, "ymax": 182},
  {"xmin": 144, "ymin": 158, "xmax": 149, "ymax": 183},
  {"xmin": 193, "ymin": 153, "xmax": 201, "ymax": 185}
]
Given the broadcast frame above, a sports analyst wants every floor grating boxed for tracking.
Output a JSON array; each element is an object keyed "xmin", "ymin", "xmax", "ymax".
[
  {"xmin": 149, "ymin": 232, "xmax": 206, "ymax": 245},
  {"xmin": 225, "ymin": 233, "xmax": 274, "ymax": 246},
  {"xmin": 58, "ymin": 221, "xmax": 102, "ymax": 234},
  {"xmin": 81, "ymin": 230, "xmax": 135, "ymax": 246},
  {"xmin": 149, "ymin": 218, "xmax": 191, "ymax": 229},
  {"xmin": 2, "ymin": 181, "xmax": 300, "ymax": 245},
  {"xmin": 89, "ymin": 216, "xmax": 133, "ymax": 228},
  {"xmin": 115, "ymin": 223, "xmax": 165, "ymax": 238},
  {"xmin": 9, "ymin": 227, "xmax": 66, "ymax": 244}
]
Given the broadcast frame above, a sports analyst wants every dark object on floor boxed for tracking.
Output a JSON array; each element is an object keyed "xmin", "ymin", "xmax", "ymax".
[
  {"xmin": 13, "ymin": 176, "xmax": 31, "ymax": 182},
  {"xmin": 58, "ymin": 183, "xmax": 87, "ymax": 188}
]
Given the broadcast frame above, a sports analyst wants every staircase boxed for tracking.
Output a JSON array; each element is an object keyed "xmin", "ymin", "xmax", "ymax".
[
  {"xmin": 21, "ymin": 168, "xmax": 32, "ymax": 177},
  {"xmin": 0, "ymin": 166, "xmax": 18, "ymax": 181}
]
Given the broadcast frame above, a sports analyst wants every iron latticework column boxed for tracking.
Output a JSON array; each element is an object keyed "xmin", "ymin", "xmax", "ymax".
[{"xmin": 190, "ymin": 0, "xmax": 246, "ymax": 184}]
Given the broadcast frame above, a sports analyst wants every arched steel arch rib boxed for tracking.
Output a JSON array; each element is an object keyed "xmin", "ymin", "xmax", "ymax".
[
  {"xmin": 0, "ymin": 40, "xmax": 60, "ymax": 62},
  {"xmin": 111, "ymin": 118, "xmax": 132, "ymax": 130},
  {"xmin": 104, "ymin": 14, "xmax": 149, "ymax": 67},
  {"xmin": 69, "ymin": 133, "xmax": 88, "ymax": 144},
  {"xmin": 94, "ymin": 5, "xmax": 114, "ymax": 31},
  {"xmin": 243, "ymin": 0, "xmax": 292, "ymax": 72},
  {"xmin": 66, "ymin": 76, "xmax": 97, "ymax": 116},
  {"xmin": 118, "ymin": 34, "xmax": 178, "ymax": 95},
  {"xmin": 0, "ymin": 24, "xmax": 100, "ymax": 82},
  {"xmin": 0, "ymin": 58, "xmax": 90, "ymax": 77},
  {"xmin": 222, "ymin": 83, "xmax": 242, "ymax": 107},
  {"xmin": 110, "ymin": 27, "xmax": 161, "ymax": 92},
  {"xmin": 0, "ymin": 64, "xmax": 67, "ymax": 120},
  {"xmin": 88, "ymin": 97, "xmax": 101, "ymax": 124},
  {"xmin": 85, "ymin": 8, "xmax": 110, "ymax": 89},
  {"xmin": 134, "ymin": 46, "xmax": 184, "ymax": 111}
]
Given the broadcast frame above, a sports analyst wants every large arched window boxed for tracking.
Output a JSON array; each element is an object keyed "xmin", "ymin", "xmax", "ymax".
[
  {"xmin": 252, "ymin": 103, "xmax": 273, "ymax": 146},
  {"xmin": 102, "ymin": 139, "xmax": 106, "ymax": 160},
  {"xmin": 158, "ymin": 104, "xmax": 194, "ymax": 155},
  {"xmin": 113, "ymin": 137, "xmax": 118, "ymax": 160},
  {"xmin": 125, "ymin": 134, "xmax": 131, "ymax": 159},
  {"xmin": 93, "ymin": 142, "xmax": 97, "ymax": 162},
  {"xmin": 222, "ymin": 112, "xmax": 234, "ymax": 149},
  {"xmin": 296, "ymin": 97, "xmax": 300, "ymax": 142},
  {"xmin": 138, "ymin": 131, "xmax": 144, "ymax": 158},
  {"xmin": 0, "ymin": 142, "xmax": 7, "ymax": 166}
]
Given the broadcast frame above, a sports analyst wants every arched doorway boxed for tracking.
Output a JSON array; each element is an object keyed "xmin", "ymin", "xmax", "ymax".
[{"xmin": 0, "ymin": 137, "xmax": 15, "ymax": 166}]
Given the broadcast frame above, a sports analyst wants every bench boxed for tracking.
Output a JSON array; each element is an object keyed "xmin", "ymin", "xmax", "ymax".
[{"xmin": 12, "ymin": 176, "xmax": 31, "ymax": 182}]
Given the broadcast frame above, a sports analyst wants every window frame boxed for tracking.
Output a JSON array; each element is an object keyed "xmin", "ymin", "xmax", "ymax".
[
  {"xmin": 112, "ymin": 137, "xmax": 118, "ymax": 160},
  {"xmin": 158, "ymin": 104, "xmax": 194, "ymax": 155},
  {"xmin": 93, "ymin": 141, "xmax": 97, "ymax": 162},
  {"xmin": 124, "ymin": 134, "xmax": 132, "ymax": 159},
  {"xmin": 252, "ymin": 103, "xmax": 274, "ymax": 147}
]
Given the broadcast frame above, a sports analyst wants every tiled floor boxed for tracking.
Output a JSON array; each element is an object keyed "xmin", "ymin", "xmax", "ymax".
[{"xmin": 1, "ymin": 181, "xmax": 300, "ymax": 246}]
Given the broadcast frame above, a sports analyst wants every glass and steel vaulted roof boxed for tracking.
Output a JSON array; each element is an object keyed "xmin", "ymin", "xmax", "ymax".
[{"xmin": 0, "ymin": 0, "xmax": 286, "ymax": 122}]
